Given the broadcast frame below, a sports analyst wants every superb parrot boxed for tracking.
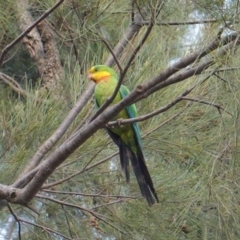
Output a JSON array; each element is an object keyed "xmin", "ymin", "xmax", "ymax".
[{"xmin": 88, "ymin": 65, "xmax": 159, "ymax": 206}]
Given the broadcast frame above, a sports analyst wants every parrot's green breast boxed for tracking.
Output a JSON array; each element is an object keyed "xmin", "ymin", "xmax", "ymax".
[{"xmin": 94, "ymin": 77, "xmax": 136, "ymax": 152}]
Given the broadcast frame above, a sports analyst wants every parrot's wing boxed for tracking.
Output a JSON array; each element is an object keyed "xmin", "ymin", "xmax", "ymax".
[
  {"xmin": 94, "ymin": 85, "xmax": 158, "ymax": 205},
  {"xmin": 119, "ymin": 85, "xmax": 142, "ymax": 147},
  {"xmin": 95, "ymin": 92, "xmax": 130, "ymax": 182},
  {"xmin": 105, "ymin": 127, "xmax": 130, "ymax": 182},
  {"xmin": 120, "ymin": 85, "xmax": 158, "ymax": 205},
  {"xmin": 94, "ymin": 98, "xmax": 99, "ymax": 109}
]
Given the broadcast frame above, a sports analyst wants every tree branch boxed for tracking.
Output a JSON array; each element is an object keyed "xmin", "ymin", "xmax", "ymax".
[
  {"xmin": 7, "ymin": 204, "xmax": 21, "ymax": 240},
  {"xmin": 0, "ymin": 0, "xmax": 64, "ymax": 67},
  {"xmin": 107, "ymin": 85, "xmax": 196, "ymax": 126},
  {"xmin": 131, "ymin": 33, "xmax": 239, "ymax": 104},
  {"xmin": 4, "ymin": 31, "xmax": 239, "ymax": 205},
  {"xmin": 143, "ymin": 110, "xmax": 184, "ymax": 138},
  {"xmin": 36, "ymin": 194, "xmax": 127, "ymax": 235},
  {"xmin": 181, "ymin": 97, "xmax": 232, "ymax": 115},
  {"xmin": 89, "ymin": 12, "xmax": 155, "ymax": 122},
  {"xmin": 96, "ymin": 0, "xmax": 163, "ymax": 120},
  {"xmin": 19, "ymin": 217, "xmax": 71, "ymax": 240},
  {"xmin": 42, "ymin": 152, "xmax": 117, "ymax": 189},
  {"xmin": 19, "ymin": 16, "xmax": 143, "ymax": 178},
  {"xmin": 41, "ymin": 189, "xmax": 139, "ymax": 199},
  {"xmin": 0, "ymin": 72, "xmax": 28, "ymax": 97},
  {"xmin": 142, "ymin": 19, "xmax": 221, "ymax": 26}
]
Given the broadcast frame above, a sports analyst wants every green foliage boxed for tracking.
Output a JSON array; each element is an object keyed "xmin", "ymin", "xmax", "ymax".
[
  {"xmin": 1, "ymin": 0, "xmax": 240, "ymax": 239},
  {"xmin": 0, "ymin": 0, "xmax": 17, "ymax": 46}
]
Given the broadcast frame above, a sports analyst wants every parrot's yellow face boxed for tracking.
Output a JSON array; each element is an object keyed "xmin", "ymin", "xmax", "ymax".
[{"xmin": 88, "ymin": 66, "xmax": 111, "ymax": 83}]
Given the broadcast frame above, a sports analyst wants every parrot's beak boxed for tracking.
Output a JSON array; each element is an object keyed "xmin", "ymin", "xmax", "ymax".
[{"xmin": 88, "ymin": 73, "xmax": 93, "ymax": 80}]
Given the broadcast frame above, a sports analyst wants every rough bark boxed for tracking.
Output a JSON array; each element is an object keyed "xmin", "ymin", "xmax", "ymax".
[
  {"xmin": 16, "ymin": 0, "xmax": 63, "ymax": 92},
  {"xmin": 37, "ymin": 20, "xmax": 64, "ymax": 91}
]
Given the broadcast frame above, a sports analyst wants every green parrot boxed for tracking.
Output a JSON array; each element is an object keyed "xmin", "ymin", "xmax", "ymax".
[{"xmin": 88, "ymin": 65, "xmax": 159, "ymax": 206}]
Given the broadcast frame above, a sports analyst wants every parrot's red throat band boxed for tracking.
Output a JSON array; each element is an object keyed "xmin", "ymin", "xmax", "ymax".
[{"xmin": 98, "ymin": 75, "xmax": 110, "ymax": 81}]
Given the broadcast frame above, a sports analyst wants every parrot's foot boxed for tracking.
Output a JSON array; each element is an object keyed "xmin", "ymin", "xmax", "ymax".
[
  {"xmin": 117, "ymin": 118, "xmax": 124, "ymax": 128},
  {"xmin": 106, "ymin": 123, "xmax": 115, "ymax": 129}
]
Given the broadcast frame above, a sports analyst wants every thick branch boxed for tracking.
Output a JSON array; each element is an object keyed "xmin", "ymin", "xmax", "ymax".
[
  {"xmin": 8, "ymin": 32, "xmax": 240, "ymax": 205},
  {"xmin": 136, "ymin": 32, "xmax": 239, "ymax": 101},
  {"xmin": 18, "ymin": 18, "xmax": 144, "ymax": 180},
  {"xmin": 37, "ymin": 20, "xmax": 64, "ymax": 91},
  {"xmin": 0, "ymin": 184, "xmax": 19, "ymax": 203},
  {"xmin": 107, "ymin": 84, "xmax": 197, "ymax": 126}
]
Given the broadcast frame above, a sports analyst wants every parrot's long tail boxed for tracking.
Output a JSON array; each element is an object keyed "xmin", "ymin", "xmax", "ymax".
[
  {"xmin": 128, "ymin": 144, "xmax": 159, "ymax": 206},
  {"xmin": 105, "ymin": 128, "xmax": 159, "ymax": 206},
  {"xmin": 119, "ymin": 140, "xmax": 159, "ymax": 206}
]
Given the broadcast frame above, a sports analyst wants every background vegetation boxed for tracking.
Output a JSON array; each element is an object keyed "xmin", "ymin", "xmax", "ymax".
[{"xmin": 1, "ymin": 0, "xmax": 240, "ymax": 239}]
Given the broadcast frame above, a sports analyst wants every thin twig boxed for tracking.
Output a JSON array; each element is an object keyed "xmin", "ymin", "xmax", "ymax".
[
  {"xmin": 7, "ymin": 204, "xmax": 21, "ymax": 240},
  {"xmin": 134, "ymin": 1, "xmax": 145, "ymax": 20},
  {"xmin": 91, "ymin": 199, "xmax": 129, "ymax": 210},
  {"xmin": 0, "ymin": 146, "xmax": 13, "ymax": 162},
  {"xmin": 0, "ymin": 0, "xmax": 64, "ymax": 67},
  {"xmin": 181, "ymin": 97, "xmax": 232, "ymax": 116},
  {"xmin": 66, "ymin": 105, "xmax": 94, "ymax": 142},
  {"xmin": 137, "ymin": 32, "xmax": 239, "ymax": 101},
  {"xmin": 12, "ymin": 30, "xmax": 239, "ymax": 204},
  {"xmin": 85, "ymin": 26, "xmax": 123, "ymax": 72},
  {"xmin": 42, "ymin": 152, "xmax": 118, "ymax": 189},
  {"xmin": 143, "ymin": 110, "xmax": 184, "ymax": 138},
  {"xmin": 155, "ymin": 0, "xmax": 165, "ymax": 19},
  {"xmin": 17, "ymin": 16, "xmax": 142, "ymax": 180},
  {"xmin": 107, "ymin": 85, "xmax": 196, "ymax": 126},
  {"xmin": 36, "ymin": 195, "xmax": 127, "ymax": 235},
  {"xmin": 41, "ymin": 146, "xmax": 108, "ymax": 188},
  {"xmin": 131, "ymin": 0, "xmax": 135, "ymax": 23},
  {"xmin": 89, "ymin": 12, "xmax": 156, "ymax": 122},
  {"xmin": 19, "ymin": 217, "xmax": 71, "ymax": 240},
  {"xmin": 0, "ymin": 72, "xmax": 43, "ymax": 103},
  {"xmin": 213, "ymin": 72, "xmax": 238, "ymax": 88},
  {"xmin": 108, "ymin": 67, "xmax": 221, "ymax": 127},
  {"xmin": 142, "ymin": 19, "xmax": 220, "ymax": 26},
  {"xmin": 59, "ymin": 144, "xmax": 107, "ymax": 168},
  {"xmin": 61, "ymin": 205, "xmax": 74, "ymax": 239},
  {"xmin": 41, "ymin": 189, "xmax": 139, "ymax": 199},
  {"xmin": 205, "ymin": 67, "xmax": 240, "ymax": 72},
  {"xmin": 101, "ymin": 38, "xmax": 123, "ymax": 73},
  {"xmin": 0, "ymin": 72, "xmax": 28, "ymax": 98}
]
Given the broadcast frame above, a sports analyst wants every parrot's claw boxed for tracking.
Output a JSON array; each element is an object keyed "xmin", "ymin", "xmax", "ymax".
[
  {"xmin": 106, "ymin": 123, "xmax": 114, "ymax": 129},
  {"xmin": 117, "ymin": 118, "xmax": 124, "ymax": 128}
]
